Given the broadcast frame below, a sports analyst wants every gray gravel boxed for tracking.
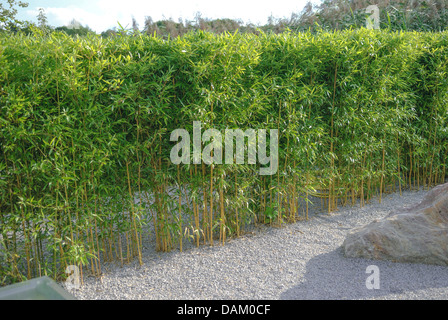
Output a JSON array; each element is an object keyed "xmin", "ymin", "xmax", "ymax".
[{"xmin": 64, "ymin": 187, "xmax": 448, "ymax": 300}]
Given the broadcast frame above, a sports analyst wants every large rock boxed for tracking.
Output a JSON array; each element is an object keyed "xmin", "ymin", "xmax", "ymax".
[{"xmin": 342, "ymin": 182, "xmax": 448, "ymax": 266}]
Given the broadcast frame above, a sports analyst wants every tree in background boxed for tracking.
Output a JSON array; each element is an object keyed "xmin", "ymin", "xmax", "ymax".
[
  {"xmin": 55, "ymin": 19, "xmax": 95, "ymax": 36},
  {"xmin": 143, "ymin": 16, "xmax": 160, "ymax": 36},
  {"xmin": 132, "ymin": 16, "xmax": 139, "ymax": 33},
  {"xmin": 209, "ymin": 18, "xmax": 242, "ymax": 34},
  {"xmin": 37, "ymin": 7, "xmax": 48, "ymax": 29},
  {"xmin": 0, "ymin": 0, "xmax": 28, "ymax": 31},
  {"xmin": 295, "ymin": 0, "xmax": 448, "ymax": 32},
  {"xmin": 139, "ymin": 1, "xmax": 448, "ymax": 37},
  {"xmin": 143, "ymin": 16, "xmax": 191, "ymax": 38},
  {"xmin": 3, "ymin": 1, "xmax": 448, "ymax": 37},
  {"xmin": 141, "ymin": 13, "xmax": 258, "ymax": 38},
  {"xmin": 101, "ymin": 28, "xmax": 118, "ymax": 37}
]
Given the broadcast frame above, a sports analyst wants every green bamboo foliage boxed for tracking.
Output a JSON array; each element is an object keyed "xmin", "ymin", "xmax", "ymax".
[{"xmin": 1, "ymin": 28, "xmax": 447, "ymax": 286}]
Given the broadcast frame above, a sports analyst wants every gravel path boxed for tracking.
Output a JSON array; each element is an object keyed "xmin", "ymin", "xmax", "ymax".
[{"xmin": 66, "ymin": 187, "xmax": 448, "ymax": 300}]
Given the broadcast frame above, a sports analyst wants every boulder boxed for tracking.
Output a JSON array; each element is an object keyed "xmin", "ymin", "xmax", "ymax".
[{"xmin": 342, "ymin": 182, "xmax": 448, "ymax": 266}]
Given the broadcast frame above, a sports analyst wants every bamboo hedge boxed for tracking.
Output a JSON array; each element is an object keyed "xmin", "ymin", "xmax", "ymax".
[{"xmin": 1, "ymin": 28, "xmax": 447, "ymax": 286}]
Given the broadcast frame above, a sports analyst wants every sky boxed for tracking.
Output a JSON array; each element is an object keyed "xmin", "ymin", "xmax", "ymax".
[{"xmin": 16, "ymin": 0, "xmax": 314, "ymax": 34}]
